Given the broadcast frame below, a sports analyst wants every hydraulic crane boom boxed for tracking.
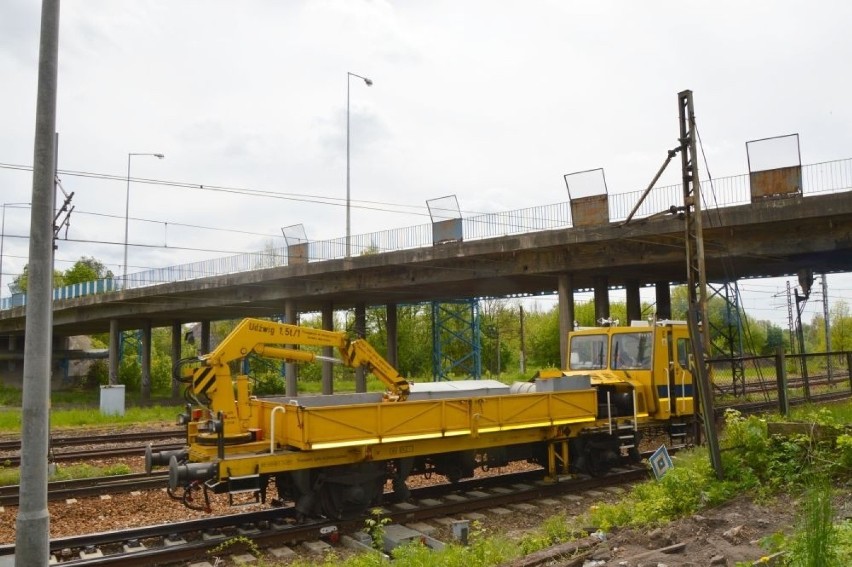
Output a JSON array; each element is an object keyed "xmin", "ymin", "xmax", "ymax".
[{"xmin": 185, "ymin": 318, "xmax": 411, "ymax": 402}]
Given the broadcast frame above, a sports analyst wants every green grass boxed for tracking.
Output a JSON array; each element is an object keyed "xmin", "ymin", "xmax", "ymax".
[
  {"xmin": 788, "ymin": 402, "xmax": 852, "ymax": 425},
  {"xmin": 0, "ymin": 462, "xmax": 132, "ymax": 487},
  {"xmin": 0, "ymin": 405, "xmax": 180, "ymax": 434}
]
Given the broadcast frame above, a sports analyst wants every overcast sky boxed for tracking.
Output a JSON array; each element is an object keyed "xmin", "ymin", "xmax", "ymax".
[{"xmin": 1, "ymin": 1, "xmax": 851, "ymax": 328}]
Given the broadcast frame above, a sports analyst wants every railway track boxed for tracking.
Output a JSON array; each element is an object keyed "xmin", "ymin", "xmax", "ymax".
[
  {"xmin": 716, "ymin": 389, "xmax": 852, "ymax": 417},
  {"xmin": 714, "ymin": 371, "xmax": 851, "ymax": 401},
  {"xmin": 0, "ymin": 429, "xmax": 185, "ymax": 468},
  {"xmin": 0, "ymin": 471, "xmax": 169, "ymax": 507},
  {"xmin": 0, "ymin": 429, "xmax": 184, "ymax": 453},
  {"xmin": 0, "ymin": 465, "xmax": 650, "ymax": 566},
  {"xmin": 0, "ymin": 443, "xmax": 185, "ymax": 468}
]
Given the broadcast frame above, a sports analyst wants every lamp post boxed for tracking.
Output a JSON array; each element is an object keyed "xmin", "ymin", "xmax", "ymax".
[
  {"xmin": 346, "ymin": 72, "xmax": 372, "ymax": 258},
  {"xmin": 123, "ymin": 152, "xmax": 164, "ymax": 282},
  {"xmin": 0, "ymin": 202, "xmax": 30, "ymax": 301}
]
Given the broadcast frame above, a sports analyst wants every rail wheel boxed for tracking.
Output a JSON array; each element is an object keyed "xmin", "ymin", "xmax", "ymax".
[
  {"xmin": 315, "ymin": 463, "xmax": 386, "ymax": 520},
  {"xmin": 579, "ymin": 433, "xmax": 621, "ymax": 477}
]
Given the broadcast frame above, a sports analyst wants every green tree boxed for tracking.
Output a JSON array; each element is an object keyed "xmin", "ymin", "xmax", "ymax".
[
  {"xmin": 670, "ymin": 286, "xmax": 765, "ymax": 355},
  {"xmin": 9, "ymin": 256, "xmax": 113, "ymax": 293},
  {"xmin": 829, "ymin": 300, "xmax": 852, "ymax": 351},
  {"xmin": 480, "ymin": 299, "xmax": 518, "ymax": 377},
  {"xmin": 63, "ymin": 256, "xmax": 113, "ymax": 285},
  {"xmin": 8, "ymin": 264, "xmax": 65, "ymax": 294},
  {"xmin": 525, "ymin": 307, "xmax": 561, "ymax": 368},
  {"xmin": 764, "ymin": 323, "xmax": 786, "ymax": 353}
]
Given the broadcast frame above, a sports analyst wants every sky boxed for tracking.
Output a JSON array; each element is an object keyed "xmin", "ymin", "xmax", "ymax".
[{"xmin": 1, "ymin": 0, "xmax": 851, "ymax": 329}]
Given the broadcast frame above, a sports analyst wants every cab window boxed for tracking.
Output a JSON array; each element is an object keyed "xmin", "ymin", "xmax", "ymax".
[
  {"xmin": 569, "ymin": 334, "xmax": 607, "ymax": 370},
  {"xmin": 610, "ymin": 332, "xmax": 652, "ymax": 370},
  {"xmin": 676, "ymin": 338, "xmax": 691, "ymax": 368}
]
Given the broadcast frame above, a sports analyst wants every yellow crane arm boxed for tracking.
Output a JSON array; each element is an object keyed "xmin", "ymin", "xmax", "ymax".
[{"xmin": 200, "ymin": 318, "xmax": 410, "ymax": 401}]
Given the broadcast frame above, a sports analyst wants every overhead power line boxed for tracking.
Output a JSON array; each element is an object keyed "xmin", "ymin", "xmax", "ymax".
[{"xmin": 0, "ymin": 161, "xmax": 444, "ymax": 217}]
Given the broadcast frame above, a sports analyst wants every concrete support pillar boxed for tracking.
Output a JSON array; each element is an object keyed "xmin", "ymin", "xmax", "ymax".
[
  {"xmin": 655, "ymin": 281, "xmax": 672, "ymax": 319},
  {"xmin": 321, "ymin": 302, "xmax": 334, "ymax": 395},
  {"xmin": 285, "ymin": 301, "xmax": 297, "ymax": 397},
  {"xmin": 5, "ymin": 334, "xmax": 14, "ymax": 372},
  {"xmin": 171, "ymin": 320, "xmax": 181, "ymax": 399},
  {"xmin": 557, "ymin": 274, "xmax": 574, "ymax": 369},
  {"xmin": 141, "ymin": 320, "xmax": 152, "ymax": 401},
  {"xmin": 593, "ymin": 276, "xmax": 610, "ymax": 322},
  {"xmin": 626, "ymin": 279, "xmax": 641, "ymax": 323},
  {"xmin": 354, "ymin": 303, "xmax": 367, "ymax": 393},
  {"xmin": 386, "ymin": 303, "xmax": 398, "ymax": 368},
  {"xmin": 200, "ymin": 320, "xmax": 211, "ymax": 355},
  {"xmin": 109, "ymin": 319, "xmax": 120, "ymax": 386}
]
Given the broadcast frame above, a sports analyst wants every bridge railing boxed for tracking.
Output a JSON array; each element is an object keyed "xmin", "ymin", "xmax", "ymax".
[{"xmin": 2, "ymin": 158, "xmax": 851, "ymax": 311}]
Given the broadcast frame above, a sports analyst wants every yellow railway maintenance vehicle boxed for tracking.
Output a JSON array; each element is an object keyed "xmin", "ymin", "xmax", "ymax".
[{"xmin": 147, "ymin": 317, "xmax": 695, "ymax": 519}]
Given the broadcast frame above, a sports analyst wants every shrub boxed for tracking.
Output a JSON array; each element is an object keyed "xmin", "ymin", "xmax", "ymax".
[{"xmin": 83, "ymin": 359, "xmax": 109, "ymax": 389}]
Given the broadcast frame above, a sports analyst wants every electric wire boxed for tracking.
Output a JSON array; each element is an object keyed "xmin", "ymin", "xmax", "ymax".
[{"xmin": 0, "ymin": 162, "xmax": 493, "ymax": 219}]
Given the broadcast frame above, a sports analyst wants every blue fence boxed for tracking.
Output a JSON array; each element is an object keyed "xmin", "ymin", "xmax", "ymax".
[{"xmin": 2, "ymin": 158, "xmax": 851, "ymax": 311}]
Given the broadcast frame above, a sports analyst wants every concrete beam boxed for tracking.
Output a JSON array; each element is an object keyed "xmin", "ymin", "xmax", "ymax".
[{"xmin": 593, "ymin": 276, "xmax": 610, "ymax": 322}]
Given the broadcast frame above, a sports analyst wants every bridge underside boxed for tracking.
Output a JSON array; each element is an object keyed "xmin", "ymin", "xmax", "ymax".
[{"xmin": 1, "ymin": 191, "xmax": 851, "ymax": 336}]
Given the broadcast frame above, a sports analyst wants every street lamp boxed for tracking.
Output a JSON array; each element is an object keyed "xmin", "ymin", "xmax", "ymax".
[
  {"xmin": 0, "ymin": 202, "xmax": 30, "ymax": 301},
  {"xmin": 124, "ymin": 152, "xmax": 164, "ymax": 282},
  {"xmin": 346, "ymin": 71, "xmax": 373, "ymax": 258}
]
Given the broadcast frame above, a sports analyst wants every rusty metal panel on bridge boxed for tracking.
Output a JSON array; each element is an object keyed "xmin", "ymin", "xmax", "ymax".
[
  {"xmin": 287, "ymin": 242, "xmax": 309, "ymax": 265},
  {"xmin": 570, "ymin": 194, "xmax": 609, "ymax": 227},
  {"xmin": 433, "ymin": 218, "xmax": 463, "ymax": 245},
  {"xmin": 749, "ymin": 165, "xmax": 802, "ymax": 202}
]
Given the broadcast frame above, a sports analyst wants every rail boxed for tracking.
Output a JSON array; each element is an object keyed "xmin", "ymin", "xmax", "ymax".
[
  {"xmin": 710, "ymin": 349, "xmax": 852, "ymax": 411},
  {"xmin": 2, "ymin": 157, "xmax": 851, "ymax": 311}
]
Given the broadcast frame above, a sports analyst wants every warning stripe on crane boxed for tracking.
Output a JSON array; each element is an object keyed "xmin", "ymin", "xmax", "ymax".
[{"xmin": 193, "ymin": 367, "xmax": 216, "ymax": 396}]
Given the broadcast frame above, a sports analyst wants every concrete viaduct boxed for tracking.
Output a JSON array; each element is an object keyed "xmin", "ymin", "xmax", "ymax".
[{"xmin": 1, "ymin": 185, "xmax": 851, "ymax": 397}]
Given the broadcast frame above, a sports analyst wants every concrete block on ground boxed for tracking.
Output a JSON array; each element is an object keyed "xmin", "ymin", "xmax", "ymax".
[
  {"xmin": 268, "ymin": 546, "xmax": 296, "ymax": 560},
  {"xmin": 444, "ymin": 493, "xmax": 468, "ymax": 503},
  {"xmin": 79, "ymin": 548, "xmax": 103, "ymax": 560},
  {"xmin": 404, "ymin": 522, "xmax": 438, "ymax": 535},
  {"xmin": 164, "ymin": 534, "xmax": 188, "ymax": 547},
  {"xmin": 302, "ymin": 540, "xmax": 332, "ymax": 554},
  {"xmin": 464, "ymin": 490, "xmax": 490, "ymax": 499},
  {"xmin": 509, "ymin": 503, "xmax": 539, "ymax": 513}
]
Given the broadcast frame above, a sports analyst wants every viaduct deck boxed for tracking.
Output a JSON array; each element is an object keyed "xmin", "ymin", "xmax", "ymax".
[{"xmin": 1, "ymin": 190, "xmax": 851, "ymax": 337}]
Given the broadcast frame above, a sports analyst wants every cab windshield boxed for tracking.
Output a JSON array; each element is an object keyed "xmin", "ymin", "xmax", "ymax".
[
  {"xmin": 610, "ymin": 331, "xmax": 652, "ymax": 370},
  {"xmin": 568, "ymin": 334, "xmax": 607, "ymax": 370}
]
